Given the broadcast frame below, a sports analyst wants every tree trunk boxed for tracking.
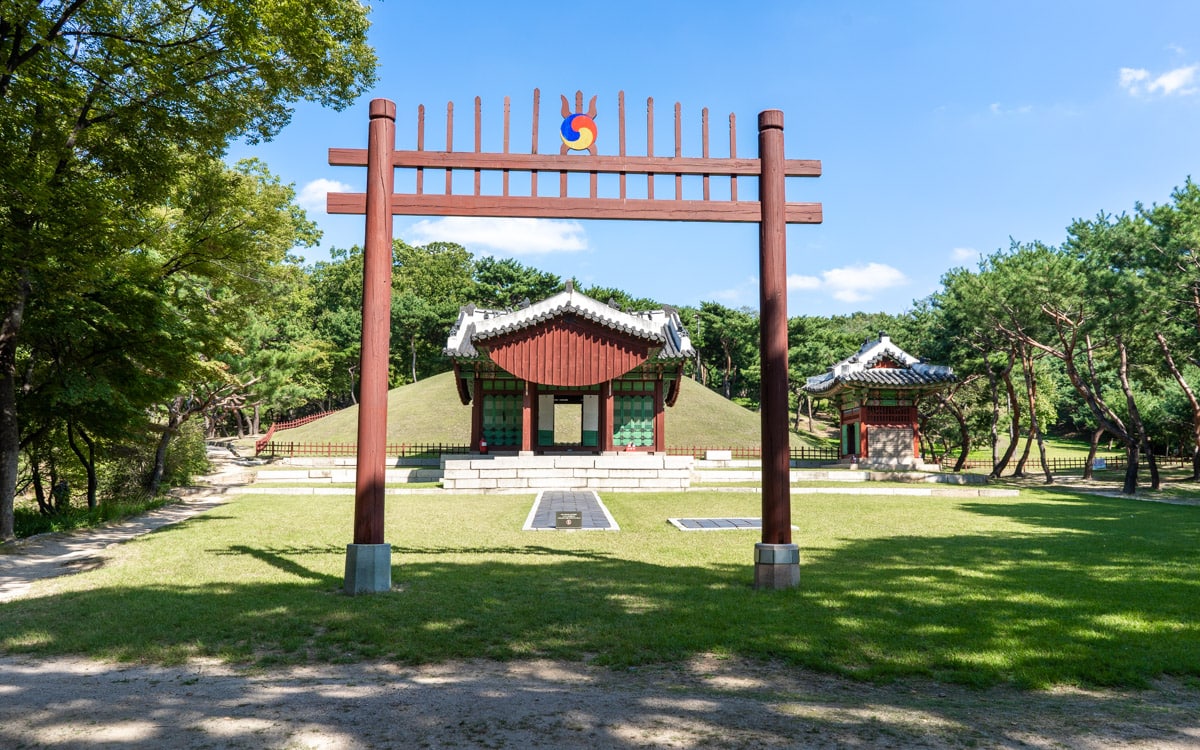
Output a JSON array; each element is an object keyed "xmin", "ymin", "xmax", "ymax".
[
  {"xmin": 1115, "ymin": 339, "xmax": 1141, "ymax": 495},
  {"xmin": 31, "ymin": 457, "xmax": 49, "ymax": 516},
  {"xmin": 66, "ymin": 420, "xmax": 98, "ymax": 510},
  {"xmin": 1020, "ymin": 345, "xmax": 1053, "ymax": 484},
  {"xmin": 806, "ymin": 394, "xmax": 814, "ymax": 433},
  {"xmin": 146, "ymin": 399, "xmax": 183, "ymax": 496},
  {"xmin": 1122, "ymin": 439, "xmax": 1140, "ymax": 495},
  {"xmin": 410, "ymin": 335, "xmax": 418, "ymax": 383},
  {"xmin": 348, "ymin": 365, "xmax": 358, "ymax": 405},
  {"xmin": 1083, "ymin": 428, "xmax": 1103, "ymax": 480},
  {"xmin": 1154, "ymin": 331, "xmax": 1200, "ymax": 481},
  {"xmin": 985, "ymin": 360, "xmax": 1000, "ymax": 468},
  {"xmin": 0, "ymin": 271, "xmax": 30, "ymax": 539},
  {"xmin": 252, "ymin": 404, "xmax": 261, "ymax": 435},
  {"xmin": 991, "ymin": 356, "xmax": 1020, "ymax": 478},
  {"xmin": 1014, "ymin": 430, "xmax": 1034, "ymax": 477}
]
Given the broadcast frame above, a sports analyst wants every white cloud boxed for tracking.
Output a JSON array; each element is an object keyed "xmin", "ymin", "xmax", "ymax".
[
  {"xmin": 1150, "ymin": 64, "xmax": 1199, "ymax": 95},
  {"xmin": 408, "ymin": 217, "xmax": 587, "ymax": 255},
  {"xmin": 786, "ymin": 262, "xmax": 908, "ymax": 304},
  {"xmin": 787, "ymin": 274, "xmax": 821, "ymax": 291},
  {"xmin": 989, "ymin": 102, "xmax": 1033, "ymax": 116},
  {"xmin": 297, "ymin": 178, "xmax": 353, "ymax": 214},
  {"xmin": 1120, "ymin": 64, "xmax": 1198, "ymax": 96},
  {"xmin": 951, "ymin": 247, "xmax": 977, "ymax": 262},
  {"xmin": 821, "ymin": 262, "xmax": 908, "ymax": 303}
]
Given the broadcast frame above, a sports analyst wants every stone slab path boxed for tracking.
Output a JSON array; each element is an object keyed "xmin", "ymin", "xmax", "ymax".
[{"xmin": 523, "ymin": 489, "xmax": 619, "ymax": 531}]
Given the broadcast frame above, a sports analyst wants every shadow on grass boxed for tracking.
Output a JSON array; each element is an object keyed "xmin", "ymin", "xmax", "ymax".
[{"xmin": 2, "ymin": 490, "xmax": 1198, "ymax": 691}]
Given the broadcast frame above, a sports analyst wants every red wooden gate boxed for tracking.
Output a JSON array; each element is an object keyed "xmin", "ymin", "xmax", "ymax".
[{"xmin": 330, "ymin": 90, "xmax": 821, "ymax": 588}]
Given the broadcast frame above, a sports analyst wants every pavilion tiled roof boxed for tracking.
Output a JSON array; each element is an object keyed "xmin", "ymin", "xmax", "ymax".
[
  {"xmin": 803, "ymin": 333, "xmax": 954, "ymax": 396},
  {"xmin": 444, "ymin": 286, "xmax": 695, "ymax": 360}
]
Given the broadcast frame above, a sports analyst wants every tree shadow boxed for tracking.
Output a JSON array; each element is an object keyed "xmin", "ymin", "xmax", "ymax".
[{"xmin": 2, "ymin": 490, "xmax": 1197, "ymax": 694}]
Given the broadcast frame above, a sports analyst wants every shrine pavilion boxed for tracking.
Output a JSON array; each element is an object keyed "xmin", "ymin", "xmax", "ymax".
[
  {"xmin": 444, "ymin": 284, "xmax": 695, "ymax": 454},
  {"xmin": 803, "ymin": 333, "xmax": 954, "ymax": 469}
]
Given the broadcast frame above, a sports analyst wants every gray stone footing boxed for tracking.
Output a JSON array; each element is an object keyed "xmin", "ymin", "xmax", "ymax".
[
  {"xmin": 344, "ymin": 543, "xmax": 392, "ymax": 595},
  {"xmin": 753, "ymin": 543, "xmax": 800, "ymax": 590}
]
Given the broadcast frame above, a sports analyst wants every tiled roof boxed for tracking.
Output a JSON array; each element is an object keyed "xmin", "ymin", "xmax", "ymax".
[
  {"xmin": 445, "ymin": 287, "xmax": 695, "ymax": 361},
  {"xmin": 803, "ymin": 334, "xmax": 954, "ymax": 395}
]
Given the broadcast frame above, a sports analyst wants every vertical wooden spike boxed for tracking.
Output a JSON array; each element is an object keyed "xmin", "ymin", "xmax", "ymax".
[
  {"xmin": 445, "ymin": 101, "xmax": 454, "ymax": 195},
  {"xmin": 674, "ymin": 101, "xmax": 682, "ymax": 201},
  {"xmin": 474, "ymin": 96, "xmax": 482, "ymax": 196},
  {"xmin": 502, "ymin": 95, "xmax": 511, "ymax": 196},
  {"xmin": 618, "ymin": 91, "xmax": 627, "ymax": 200},
  {"xmin": 531, "ymin": 89, "xmax": 540, "ymax": 196},
  {"xmin": 416, "ymin": 104, "xmax": 425, "ymax": 195},
  {"xmin": 702, "ymin": 107, "xmax": 710, "ymax": 201},
  {"xmin": 646, "ymin": 97, "xmax": 654, "ymax": 200},
  {"xmin": 729, "ymin": 112, "xmax": 738, "ymax": 202}
]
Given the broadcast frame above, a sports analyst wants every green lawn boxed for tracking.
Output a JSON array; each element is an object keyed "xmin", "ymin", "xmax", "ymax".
[{"xmin": 4, "ymin": 488, "xmax": 1197, "ymax": 689}]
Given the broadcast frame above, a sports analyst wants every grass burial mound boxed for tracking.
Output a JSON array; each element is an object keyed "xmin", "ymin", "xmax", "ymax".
[{"xmin": 275, "ymin": 372, "xmax": 816, "ymax": 449}]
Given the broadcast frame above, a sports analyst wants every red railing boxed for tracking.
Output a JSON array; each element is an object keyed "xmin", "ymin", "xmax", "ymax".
[{"xmin": 255, "ymin": 410, "xmax": 342, "ymax": 455}]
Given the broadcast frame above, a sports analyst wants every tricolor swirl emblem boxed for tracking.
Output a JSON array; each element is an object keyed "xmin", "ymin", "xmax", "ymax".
[
  {"xmin": 559, "ymin": 93, "xmax": 598, "ymax": 152},
  {"xmin": 560, "ymin": 112, "xmax": 597, "ymax": 151}
]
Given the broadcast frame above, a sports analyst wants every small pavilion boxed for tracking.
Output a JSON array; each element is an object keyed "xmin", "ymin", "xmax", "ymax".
[
  {"xmin": 803, "ymin": 333, "xmax": 954, "ymax": 468},
  {"xmin": 444, "ymin": 284, "xmax": 695, "ymax": 454}
]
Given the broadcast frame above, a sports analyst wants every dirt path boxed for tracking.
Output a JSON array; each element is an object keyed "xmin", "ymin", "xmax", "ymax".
[
  {"xmin": 0, "ymin": 447, "xmax": 259, "ymax": 602},
  {"xmin": 0, "ymin": 654, "xmax": 1196, "ymax": 749}
]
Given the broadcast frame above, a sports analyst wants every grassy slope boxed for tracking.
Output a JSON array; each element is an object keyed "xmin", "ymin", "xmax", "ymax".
[{"xmin": 277, "ymin": 371, "xmax": 813, "ymax": 448}]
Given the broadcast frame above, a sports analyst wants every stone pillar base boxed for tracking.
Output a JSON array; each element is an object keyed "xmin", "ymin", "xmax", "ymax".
[
  {"xmin": 344, "ymin": 543, "xmax": 392, "ymax": 595},
  {"xmin": 753, "ymin": 543, "xmax": 800, "ymax": 590}
]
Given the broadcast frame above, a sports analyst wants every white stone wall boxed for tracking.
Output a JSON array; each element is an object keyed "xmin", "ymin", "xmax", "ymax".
[{"xmin": 441, "ymin": 454, "xmax": 694, "ymax": 491}]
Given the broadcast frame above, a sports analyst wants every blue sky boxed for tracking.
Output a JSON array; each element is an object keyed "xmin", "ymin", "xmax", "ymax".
[{"xmin": 228, "ymin": 1, "xmax": 1200, "ymax": 317}]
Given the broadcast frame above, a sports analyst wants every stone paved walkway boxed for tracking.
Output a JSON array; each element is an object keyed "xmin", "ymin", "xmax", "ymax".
[{"xmin": 523, "ymin": 490, "xmax": 619, "ymax": 531}]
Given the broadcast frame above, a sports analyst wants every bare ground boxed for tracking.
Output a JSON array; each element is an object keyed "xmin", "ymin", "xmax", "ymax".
[
  {"xmin": 0, "ymin": 653, "xmax": 1197, "ymax": 749},
  {"xmin": 2, "ymin": 451, "xmax": 1199, "ymax": 748}
]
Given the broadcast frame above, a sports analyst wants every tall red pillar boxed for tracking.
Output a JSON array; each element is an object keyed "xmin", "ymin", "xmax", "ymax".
[
  {"xmin": 754, "ymin": 110, "xmax": 799, "ymax": 589},
  {"xmin": 345, "ymin": 99, "xmax": 396, "ymax": 595}
]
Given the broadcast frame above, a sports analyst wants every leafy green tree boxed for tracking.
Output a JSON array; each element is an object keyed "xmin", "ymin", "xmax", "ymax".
[
  {"xmin": 695, "ymin": 302, "xmax": 758, "ymax": 402},
  {"xmin": 0, "ymin": 0, "xmax": 375, "ymax": 537},
  {"xmin": 309, "ymin": 246, "xmax": 365, "ymax": 405},
  {"xmin": 472, "ymin": 257, "xmax": 563, "ymax": 308}
]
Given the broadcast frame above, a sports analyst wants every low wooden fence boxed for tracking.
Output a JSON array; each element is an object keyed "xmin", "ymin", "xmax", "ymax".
[
  {"xmin": 257, "ymin": 442, "xmax": 842, "ymax": 462},
  {"xmin": 926, "ymin": 454, "xmax": 1193, "ymax": 473},
  {"xmin": 258, "ymin": 442, "xmax": 472, "ymax": 459},
  {"xmin": 668, "ymin": 446, "xmax": 841, "ymax": 462}
]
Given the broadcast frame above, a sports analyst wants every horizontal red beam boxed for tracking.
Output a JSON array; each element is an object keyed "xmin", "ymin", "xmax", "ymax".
[
  {"xmin": 329, "ymin": 148, "xmax": 821, "ymax": 178},
  {"xmin": 327, "ymin": 192, "xmax": 823, "ymax": 224}
]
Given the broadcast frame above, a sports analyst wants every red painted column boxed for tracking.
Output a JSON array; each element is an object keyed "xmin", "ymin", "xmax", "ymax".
[
  {"xmin": 758, "ymin": 110, "xmax": 792, "ymax": 546},
  {"xmin": 353, "ymin": 99, "xmax": 396, "ymax": 545},
  {"xmin": 471, "ymin": 378, "xmax": 483, "ymax": 449},
  {"xmin": 653, "ymin": 380, "xmax": 665, "ymax": 452},
  {"xmin": 600, "ymin": 381, "xmax": 614, "ymax": 451},
  {"xmin": 521, "ymin": 381, "xmax": 533, "ymax": 452}
]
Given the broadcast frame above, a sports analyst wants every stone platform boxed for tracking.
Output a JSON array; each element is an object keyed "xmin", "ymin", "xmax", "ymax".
[{"xmin": 441, "ymin": 453, "xmax": 694, "ymax": 491}]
